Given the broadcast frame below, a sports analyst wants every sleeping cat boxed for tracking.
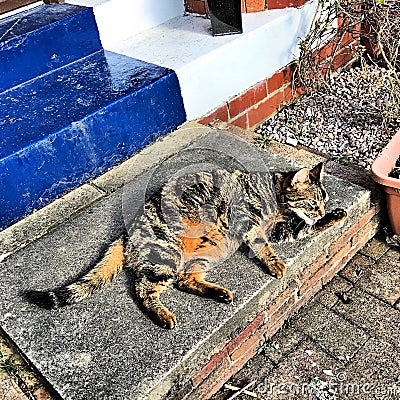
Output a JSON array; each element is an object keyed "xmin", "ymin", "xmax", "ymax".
[{"xmin": 27, "ymin": 162, "xmax": 346, "ymax": 329}]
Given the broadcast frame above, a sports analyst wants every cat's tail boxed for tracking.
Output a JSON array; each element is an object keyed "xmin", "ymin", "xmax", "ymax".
[{"xmin": 26, "ymin": 237, "xmax": 125, "ymax": 309}]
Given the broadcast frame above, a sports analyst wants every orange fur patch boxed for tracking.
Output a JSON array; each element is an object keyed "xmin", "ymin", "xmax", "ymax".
[
  {"xmin": 179, "ymin": 216, "xmax": 227, "ymax": 255},
  {"xmin": 90, "ymin": 240, "xmax": 125, "ymax": 285}
]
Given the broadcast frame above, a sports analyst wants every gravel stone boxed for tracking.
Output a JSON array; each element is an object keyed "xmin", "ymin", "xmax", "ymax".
[{"xmin": 256, "ymin": 65, "xmax": 400, "ymax": 170}]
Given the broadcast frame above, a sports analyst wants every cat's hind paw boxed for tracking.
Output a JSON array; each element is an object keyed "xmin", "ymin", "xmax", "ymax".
[
  {"xmin": 157, "ymin": 310, "xmax": 177, "ymax": 329},
  {"xmin": 214, "ymin": 287, "xmax": 233, "ymax": 303},
  {"xmin": 203, "ymin": 285, "xmax": 233, "ymax": 303},
  {"xmin": 267, "ymin": 259, "xmax": 286, "ymax": 279}
]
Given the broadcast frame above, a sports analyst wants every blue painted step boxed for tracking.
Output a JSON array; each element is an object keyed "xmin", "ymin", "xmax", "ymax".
[
  {"xmin": 0, "ymin": 50, "xmax": 186, "ymax": 229},
  {"xmin": 0, "ymin": 4, "xmax": 101, "ymax": 93}
]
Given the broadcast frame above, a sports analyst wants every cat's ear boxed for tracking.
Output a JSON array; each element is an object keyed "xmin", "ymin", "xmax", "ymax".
[
  {"xmin": 290, "ymin": 168, "xmax": 310, "ymax": 187},
  {"xmin": 309, "ymin": 162, "xmax": 325, "ymax": 182},
  {"xmin": 273, "ymin": 172, "xmax": 286, "ymax": 185},
  {"xmin": 273, "ymin": 172, "xmax": 290, "ymax": 192}
]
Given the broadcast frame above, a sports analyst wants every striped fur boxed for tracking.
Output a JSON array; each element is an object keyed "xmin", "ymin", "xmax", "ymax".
[{"xmin": 27, "ymin": 162, "xmax": 346, "ymax": 328}]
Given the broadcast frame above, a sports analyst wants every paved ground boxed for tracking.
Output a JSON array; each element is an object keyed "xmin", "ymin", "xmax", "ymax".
[
  {"xmin": 1, "ymin": 231, "xmax": 399, "ymax": 400},
  {"xmin": 212, "ymin": 232, "xmax": 400, "ymax": 400},
  {"xmin": 0, "ymin": 336, "xmax": 52, "ymax": 400}
]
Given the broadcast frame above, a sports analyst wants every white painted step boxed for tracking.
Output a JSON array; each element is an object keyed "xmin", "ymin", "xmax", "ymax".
[{"xmin": 104, "ymin": 1, "xmax": 317, "ymax": 120}]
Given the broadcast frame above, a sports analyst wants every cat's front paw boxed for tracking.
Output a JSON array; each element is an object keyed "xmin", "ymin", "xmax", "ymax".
[
  {"xmin": 267, "ymin": 259, "xmax": 286, "ymax": 279},
  {"xmin": 157, "ymin": 310, "xmax": 177, "ymax": 329},
  {"xmin": 313, "ymin": 208, "xmax": 347, "ymax": 233},
  {"xmin": 330, "ymin": 208, "xmax": 347, "ymax": 222}
]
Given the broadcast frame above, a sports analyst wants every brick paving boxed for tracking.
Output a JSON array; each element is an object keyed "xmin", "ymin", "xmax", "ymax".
[
  {"xmin": 0, "ymin": 374, "xmax": 26, "ymax": 400},
  {"xmin": 0, "ymin": 336, "xmax": 54, "ymax": 400},
  {"xmin": 213, "ymin": 232, "xmax": 400, "ymax": 400}
]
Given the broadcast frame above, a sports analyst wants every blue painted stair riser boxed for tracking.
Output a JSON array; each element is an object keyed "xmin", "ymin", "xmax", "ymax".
[{"xmin": 0, "ymin": 4, "xmax": 102, "ymax": 93}]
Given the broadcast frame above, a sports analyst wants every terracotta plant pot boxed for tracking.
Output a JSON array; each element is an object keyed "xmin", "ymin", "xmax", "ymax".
[{"xmin": 371, "ymin": 129, "xmax": 400, "ymax": 234}]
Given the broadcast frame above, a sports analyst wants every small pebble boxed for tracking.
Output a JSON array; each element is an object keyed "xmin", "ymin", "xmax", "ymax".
[{"xmin": 286, "ymin": 137, "xmax": 298, "ymax": 146}]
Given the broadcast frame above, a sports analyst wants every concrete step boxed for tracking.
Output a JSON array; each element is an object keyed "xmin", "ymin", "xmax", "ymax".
[
  {"xmin": 0, "ymin": 49, "xmax": 186, "ymax": 229},
  {"xmin": 0, "ymin": 3, "xmax": 101, "ymax": 93},
  {"xmin": 0, "ymin": 126, "xmax": 379, "ymax": 400}
]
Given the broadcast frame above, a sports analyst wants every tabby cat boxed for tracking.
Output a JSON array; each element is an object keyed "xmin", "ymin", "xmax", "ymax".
[{"xmin": 27, "ymin": 162, "xmax": 346, "ymax": 329}]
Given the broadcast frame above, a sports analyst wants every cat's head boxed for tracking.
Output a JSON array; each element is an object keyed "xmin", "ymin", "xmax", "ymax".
[{"xmin": 274, "ymin": 162, "xmax": 329, "ymax": 225}]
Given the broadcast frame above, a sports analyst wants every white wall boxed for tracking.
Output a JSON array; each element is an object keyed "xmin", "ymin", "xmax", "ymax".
[{"xmin": 67, "ymin": 0, "xmax": 185, "ymax": 47}]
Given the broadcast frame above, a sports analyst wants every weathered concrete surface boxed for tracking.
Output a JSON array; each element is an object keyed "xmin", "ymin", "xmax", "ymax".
[
  {"xmin": 0, "ymin": 184, "xmax": 105, "ymax": 258},
  {"xmin": 0, "ymin": 129, "xmax": 370, "ymax": 400}
]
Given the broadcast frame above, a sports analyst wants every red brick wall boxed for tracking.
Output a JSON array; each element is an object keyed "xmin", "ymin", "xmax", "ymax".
[
  {"xmin": 185, "ymin": 0, "xmax": 208, "ymax": 15},
  {"xmin": 198, "ymin": 31, "xmax": 359, "ymax": 129},
  {"xmin": 199, "ymin": 65, "xmax": 296, "ymax": 129},
  {"xmin": 267, "ymin": 0, "xmax": 307, "ymax": 10},
  {"xmin": 184, "ymin": 0, "xmax": 311, "ymax": 15},
  {"xmin": 242, "ymin": 0, "xmax": 266, "ymax": 12}
]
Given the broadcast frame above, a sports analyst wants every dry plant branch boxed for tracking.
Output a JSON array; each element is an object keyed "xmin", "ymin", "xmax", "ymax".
[
  {"xmin": 224, "ymin": 381, "xmax": 258, "ymax": 399},
  {"xmin": 294, "ymin": 0, "xmax": 400, "ymax": 130}
]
